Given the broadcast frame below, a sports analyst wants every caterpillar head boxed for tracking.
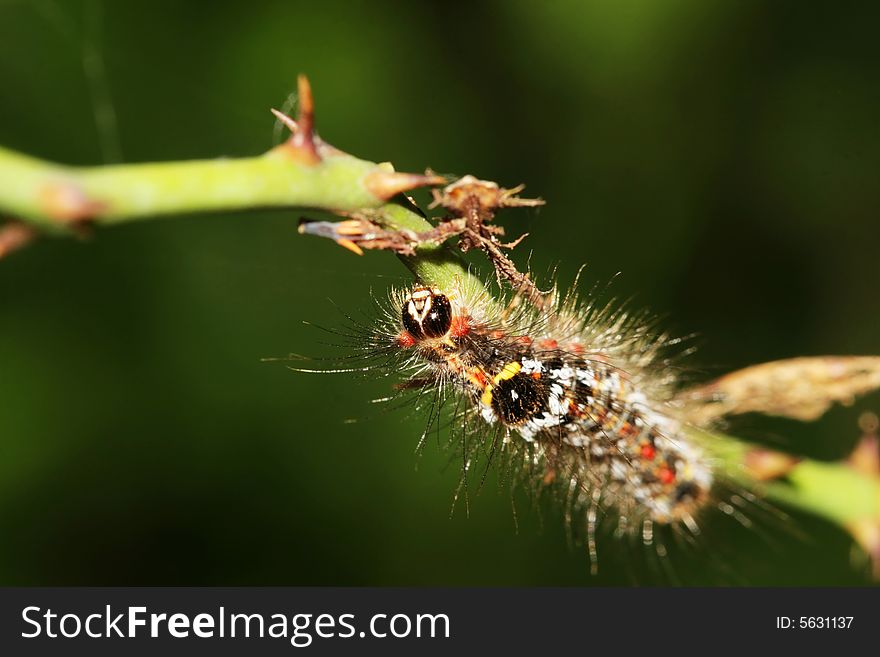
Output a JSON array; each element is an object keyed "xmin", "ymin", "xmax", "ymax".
[{"xmin": 401, "ymin": 286, "xmax": 454, "ymax": 340}]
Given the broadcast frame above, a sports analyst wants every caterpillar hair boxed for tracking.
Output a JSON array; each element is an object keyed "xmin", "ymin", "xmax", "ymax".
[{"xmin": 329, "ymin": 271, "xmax": 745, "ymax": 572}]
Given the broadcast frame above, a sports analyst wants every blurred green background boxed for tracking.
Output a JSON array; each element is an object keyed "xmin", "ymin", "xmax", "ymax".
[{"xmin": 1, "ymin": 0, "xmax": 878, "ymax": 585}]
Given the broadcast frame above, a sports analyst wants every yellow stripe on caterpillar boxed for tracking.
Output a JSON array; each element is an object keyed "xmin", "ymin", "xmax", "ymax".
[{"xmin": 480, "ymin": 361, "xmax": 522, "ymax": 406}]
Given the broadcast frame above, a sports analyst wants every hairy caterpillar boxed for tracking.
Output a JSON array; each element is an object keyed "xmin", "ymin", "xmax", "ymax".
[{"xmin": 348, "ymin": 274, "xmax": 732, "ymax": 570}]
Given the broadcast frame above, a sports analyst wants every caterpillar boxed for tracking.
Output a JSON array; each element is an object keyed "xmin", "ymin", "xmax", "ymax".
[{"xmin": 354, "ymin": 274, "xmax": 723, "ymax": 569}]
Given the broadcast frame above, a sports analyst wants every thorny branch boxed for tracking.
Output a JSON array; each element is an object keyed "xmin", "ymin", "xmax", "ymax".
[
  {"xmin": 300, "ymin": 174, "xmax": 549, "ymax": 308},
  {"xmin": 1, "ymin": 75, "xmax": 879, "ymax": 575},
  {"xmin": 0, "ymin": 75, "xmax": 444, "ymax": 251}
]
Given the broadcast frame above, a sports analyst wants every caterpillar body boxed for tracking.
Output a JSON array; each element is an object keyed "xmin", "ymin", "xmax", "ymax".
[{"xmin": 362, "ymin": 276, "xmax": 720, "ymax": 566}]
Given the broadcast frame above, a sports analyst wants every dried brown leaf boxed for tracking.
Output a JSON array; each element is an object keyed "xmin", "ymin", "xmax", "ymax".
[{"xmin": 679, "ymin": 356, "xmax": 880, "ymax": 425}]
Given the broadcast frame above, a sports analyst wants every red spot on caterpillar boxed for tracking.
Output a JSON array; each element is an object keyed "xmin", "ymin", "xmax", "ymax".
[
  {"xmin": 659, "ymin": 466, "xmax": 675, "ymax": 485},
  {"xmin": 567, "ymin": 402, "xmax": 586, "ymax": 418},
  {"xmin": 490, "ymin": 330, "xmax": 505, "ymax": 340},
  {"xmin": 397, "ymin": 331, "xmax": 416, "ymax": 348},
  {"xmin": 567, "ymin": 343, "xmax": 585, "ymax": 355},
  {"xmin": 449, "ymin": 315, "xmax": 470, "ymax": 337},
  {"xmin": 517, "ymin": 335, "xmax": 533, "ymax": 345},
  {"xmin": 618, "ymin": 422, "xmax": 637, "ymax": 438},
  {"xmin": 640, "ymin": 444, "xmax": 656, "ymax": 460},
  {"xmin": 467, "ymin": 367, "xmax": 489, "ymax": 389},
  {"xmin": 538, "ymin": 338, "xmax": 558, "ymax": 349}
]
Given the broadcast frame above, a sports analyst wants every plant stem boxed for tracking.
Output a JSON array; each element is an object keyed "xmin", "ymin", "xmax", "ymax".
[
  {"xmin": 0, "ymin": 144, "xmax": 401, "ymax": 231},
  {"xmin": 701, "ymin": 430, "xmax": 879, "ymax": 528},
  {"xmin": 375, "ymin": 201, "xmax": 486, "ymax": 299}
]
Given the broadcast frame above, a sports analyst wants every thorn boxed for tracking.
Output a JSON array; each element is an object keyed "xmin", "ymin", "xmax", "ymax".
[
  {"xmin": 289, "ymin": 74, "xmax": 320, "ymax": 165},
  {"xmin": 0, "ymin": 221, "xmax": 38, "ymax": 259},
  {"xmin": 336, "ymin": 239, "xmax": 364, "ymax": 256},
  {"xmin": 364, "ymin": 170, "xmax": 446, "ymax": 200},
  {"xmin": 297, "ymin": 74, "xmax": 314, "ymax": 126},
  {"xmin": 270, "ymin": 108, "xmax": 299, "ymax": 134}
]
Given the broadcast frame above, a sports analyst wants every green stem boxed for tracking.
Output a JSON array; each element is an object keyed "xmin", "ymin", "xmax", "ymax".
[
  {"xmin": 376, "ymin": 201, "xmax": 485, "ymax": 299},
  {"xmin": 695, "ymin": 429, "xmax": 878, "ymax": 529},
  {"xmin": 0, "ymin": 144, "xmax": 392, "ymax": 231}
]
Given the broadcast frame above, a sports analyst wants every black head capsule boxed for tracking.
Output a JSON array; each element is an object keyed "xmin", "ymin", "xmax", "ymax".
[{"xmin": 402, "ymin": 286, "xmax": 453, "ymax": 339}]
